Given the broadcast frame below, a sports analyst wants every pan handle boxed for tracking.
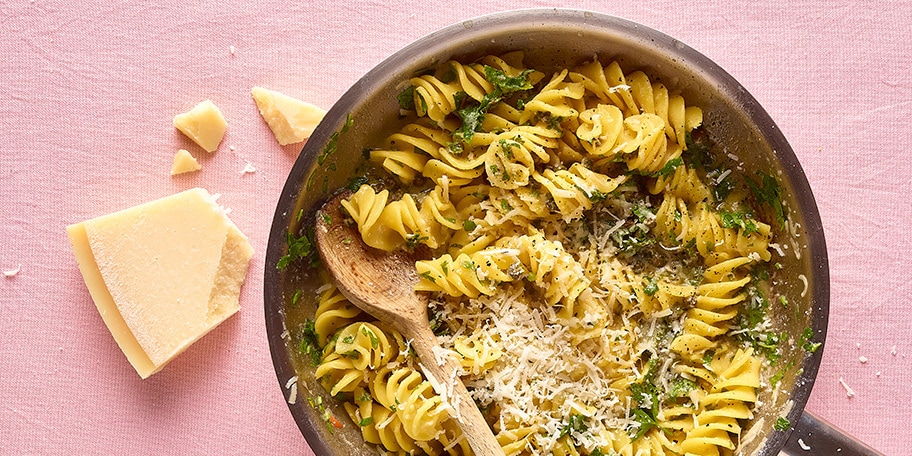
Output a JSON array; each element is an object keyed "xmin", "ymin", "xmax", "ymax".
[{"xmin": 780, "ymin": 410, "xmax": 883, "ymax": 456}]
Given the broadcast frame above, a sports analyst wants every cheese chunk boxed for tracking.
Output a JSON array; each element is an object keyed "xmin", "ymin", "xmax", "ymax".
[
  {"xmin": 66, "ymin": 188, "xmax": 253, "ymax": 378},
  {"xmin": 251, "ymin": 86, "xmax": 326, "ymax": 145},
  {"xmin": 173, "ymin": 100, "xmax": 227, "ymax": 153},
  {"xmin": 170, "ymin": 149, "xmax": 201, "ymax": 175}
]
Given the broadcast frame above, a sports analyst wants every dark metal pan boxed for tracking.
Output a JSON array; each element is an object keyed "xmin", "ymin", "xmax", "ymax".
[{"xmin": 265, "ymin": 9, "xmax": 881, "ymax": 456}]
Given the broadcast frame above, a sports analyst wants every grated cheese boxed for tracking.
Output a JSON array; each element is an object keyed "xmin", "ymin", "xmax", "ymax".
[
  {"xmin": 434, "ymin": 285, "xmax": 633, "ymax": 453},
  {"xmin": 285, "ymin": 375, "xmax": 298, "ymax": 404},
  {"xmin": 838, "ymin": 377, "xmax": 856, "ymax": 397},
  {"xmin": 798, "ymin": 274, "xmax": 808, "ymax": 297},
  {"xmin": 3, "ymin": 264, "xmax": 21, "ymax": 278}
]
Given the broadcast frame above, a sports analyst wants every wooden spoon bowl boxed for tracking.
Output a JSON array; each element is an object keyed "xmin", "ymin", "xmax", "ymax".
[{"xmin": 315, "ymin": 192, "xmax": 505, "ymax": 456}]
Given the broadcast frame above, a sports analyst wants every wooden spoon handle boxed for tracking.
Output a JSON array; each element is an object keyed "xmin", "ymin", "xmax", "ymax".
[{"xmin": 405, "ymin": 323, "xmax": 505, "ymax": 456}]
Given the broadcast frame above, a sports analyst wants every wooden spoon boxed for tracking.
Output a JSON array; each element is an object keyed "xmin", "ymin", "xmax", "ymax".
[{"xmin": 315, "ymin": 192, "xmax": 504, "ymax": 456}]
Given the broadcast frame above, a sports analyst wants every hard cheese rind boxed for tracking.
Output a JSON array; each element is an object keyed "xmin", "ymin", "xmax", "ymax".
[
  {"xmin": 66, "ymin": 188, "xmax": 253, "ymax": 378},
  {"xmin": 251, "ymin": 86, "xmax": 326, "ymax": 145}
]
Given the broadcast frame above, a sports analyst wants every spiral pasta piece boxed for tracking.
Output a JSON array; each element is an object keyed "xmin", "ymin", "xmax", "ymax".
[
  {"xmin": 647, "ymin": 163, "xmax": 711, "ymax": 203},
  {"xmin": 519, "ymin": 69, "xmax": 586, "ymax": 125},
  {"xmin": 313, "ymin": 284, "xmax": 365, "ymax": 346},
  {"xmin": 653, "ymin": 194, "xmax": 772, "ymax": 264},
  {"xmin": 670, "ymin": 257, "xmax": 752, "ymax": 362},
  {"xmin": 411, "ymin": 60, "xmax": 493, "ymax": 124},
  {"xmin": 341, "ymin": 181, "xmax": 459, "ymax": 251},
  {"xmin": 452, "ymin": 332, "xmax": 503, "ymax": 375},
  {"xmin": 370, "ymin": 364, "xmax": 450, "ymax": 441},
  {"xmin": 532, "ymin": 162, "xmax": 627, "ymax": 222},
  {"xmin": 314, "ymin": 321, "xmax": 402, "ymax": 396},
  {"xmin": 679, "ymin": 348, "xmax": 761, "ymax": 456},
  {"xmin": 495, "ymin": 233, "xmax": 591, "ymax": 317},
  {"xmin": 414, "ymin": 249, "xmax": 516, "ymax": 298}
]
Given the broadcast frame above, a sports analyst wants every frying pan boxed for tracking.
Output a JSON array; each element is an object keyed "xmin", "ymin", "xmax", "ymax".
[{"xmin": 265, "ymin": 9, "xmax": 882, "ymax": 456}]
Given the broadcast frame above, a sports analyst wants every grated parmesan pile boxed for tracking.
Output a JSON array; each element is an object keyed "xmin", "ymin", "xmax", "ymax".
[{"xmin": 432, "ymin": 280, "xmax": 643, "ymax": 453}]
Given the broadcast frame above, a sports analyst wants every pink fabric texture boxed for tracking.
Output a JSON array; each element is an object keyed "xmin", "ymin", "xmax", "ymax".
[{"xmin": 1, "ymin": 1, "xmax": 909, "ymax": 454}]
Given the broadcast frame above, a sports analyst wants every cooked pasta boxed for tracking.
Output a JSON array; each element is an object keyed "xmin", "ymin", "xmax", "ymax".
[{"xmin": 303, "ymin": 52, "xmax": 790, "ymax": 456}]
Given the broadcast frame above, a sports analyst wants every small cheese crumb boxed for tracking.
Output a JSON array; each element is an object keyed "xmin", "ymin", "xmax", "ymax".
[
  {"xmin": 891, "ymin": 345, "xmax": 897, "ymax": 356},
  {"xmin": 797, "ymin": 438, "xmax": 811, "ymax": 451},
  {"xmin": 838, "ymin": 377, "xmax": 856, "ymax": 397},
  {"xmin": 229, "ymin": 45, "xmax": 236, "ymax": 56},
  {"xmin": 859, "ymin": 356, "xmax": 868, "ymax": 363},
  {"xmin": 241, "ymin": 162, "xmax": 257, "ymax": 174},
  {"xmin": 875, "ymin": 371, "xmax": 882, "ymax": 377},
  {"xmin": 170, "ymin": 149, "xmax": 202, "ymax": 175},
  {"xmin": 855, "ymin": 342, "xmax": 861, "ymax": 350},
  {"xmin": 251, "ymin": 86, "xmax": 326, "ymax": 145},
  {"xmin": 4, "ymin": 264, "xmax": 21, "ymax": 277},
  {"xmin": 173, "ymin": 99, "xmax": 227, "ymax": 153},
  {"xmin": 285, "ymin": 375, "xmax": 298, "ymax": 404}
]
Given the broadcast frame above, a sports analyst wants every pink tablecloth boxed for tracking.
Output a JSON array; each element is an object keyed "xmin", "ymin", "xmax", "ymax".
[{"xmin": 2, "ymin": 1, "xmax": 909, "ymax": 454}]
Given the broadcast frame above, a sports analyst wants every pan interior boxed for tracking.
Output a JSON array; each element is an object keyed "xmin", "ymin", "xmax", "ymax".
[{"xmin": 265, "ymin": 9, "xmax": 828, "ymax": 456}]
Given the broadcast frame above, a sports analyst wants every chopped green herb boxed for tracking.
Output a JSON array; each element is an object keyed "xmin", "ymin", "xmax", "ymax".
[
  {"xmin": 630, "ymin": 408, "xmax": 661, "ymax": 440},
  {"xmin": 485, "ymin": 66, "xmax": 536, "ymax": 93},
  {"xmin": 463, "ymin": 219, "xmax": 477, "ymax": 231},
  {"xmin": 702, "ymin": 349, "xmax": 716, "ymax": 367},
  {"xmin": 291, "ymin": 289, "xmax": 302, "ymax": 307},
  {"xmin": 298, "ymin": 319, "xmax": 322, "ymax": 366},
  {"xmin": 668, "ymin": 377, "xmax": 696, "ymax": 400},
  {"xmin": 655, "ymin": 157, "xmax": 683, "ymax": 177},
  {"xmin": 720, "ymin": 210, "xmax": 759, "ymax": 236},
  {"xmin": 558, "ymin": 413, "xmax": 588, "ymax": 439},
  {"xmin": 774, "ymin": 416, "xmax": 791, "ymax": 431},
  {"xmin": 318, "ymin": 113, "xmax": 354, "ymax": 166},
  {"xmin": 361, "ymin": 326, "xmax": 380, "ymax": 349},
  {"xmin": 452, "ymin": 66, "xmax": 536, "ymax": 144},
  {"xmin": 357, "ymin": 390, "xmax": 372, "ymax": 402},
  {"xmin": 770, "ymin": 370, "xmax": 785, "ymax": 389},
  {"xmin": 397, "ymin": 85, "xmax": 416, "ymax": 110},
  {"xmin": 277, "ymin": 227, "xmax": 315, "ymax": 270},
  {"xmin": 747, "ymin": 171, "xmax": 786, "ymax": 228},
  {"xmin": 800, "ymin": 327, "xmax": 822, "ymax": 353},
  {"xmin": 419, "ymin": 271, "xmax": 436, "ymax": 283},
  {"xmin": 454, "ymin": 102, "xmax": 488, "ymax": 144},
  {"xmin": 628, "ymin": 357, "xmax": 663, "ymax": 440},
  {"xmin": 682, "ymin": 130, "xmax": 713, "ymax": 168},
  {"xmin": 405, "ymin": 233, "xmax": 428, "ymax": 250},
  {"xmin": 609, "ymin": 206, "xmax": 655, "ymax": 258},
  {"xmin": 320, "ymin": 213, "xmax": 332, "ymax": 225},
  {"xmin": 358, "ymin": 416, "xmax": 373, "ymax": 427},
  {"xmin": 643, "ymin": 277, "xmax": 659, "ymax": 296},
  {"xmin": 345, "ymin": 175, "xmax": 370, "ymax": 192},
  {"xmin": 446, "ymin": 141, "xmax": 465, "ymax": 155},
  {"xmin": 588, "ymin": 189, "xmax": 609, "ymax": 203}
]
